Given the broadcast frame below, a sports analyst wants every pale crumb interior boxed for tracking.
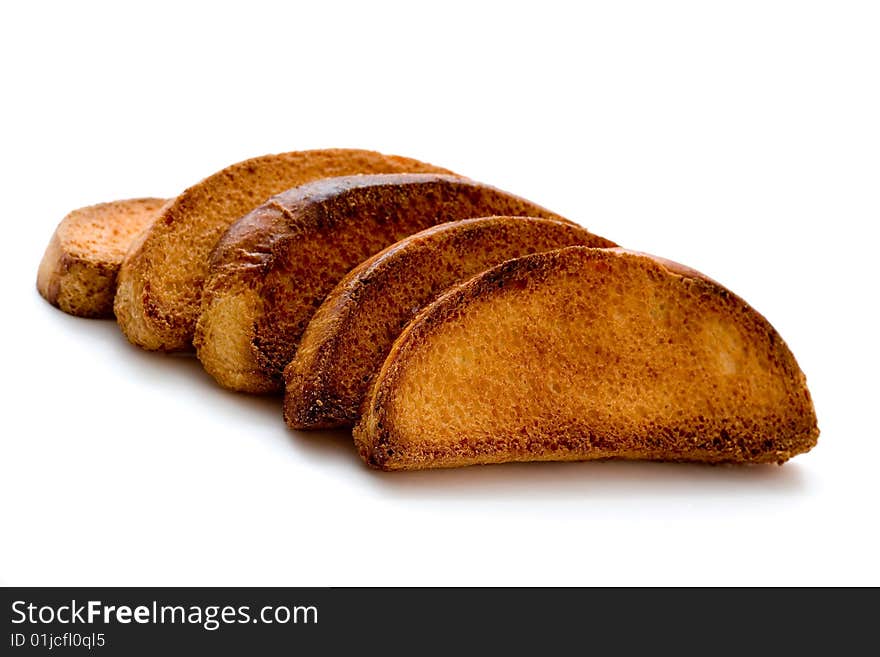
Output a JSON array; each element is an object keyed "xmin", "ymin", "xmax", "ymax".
[
  {"xmin": 388, "ymin": 255, "xmax": 810, "ymax": 453},
  {"xmin": 59, "ymin": 199, "xmax": 166, "ymax": 262}
]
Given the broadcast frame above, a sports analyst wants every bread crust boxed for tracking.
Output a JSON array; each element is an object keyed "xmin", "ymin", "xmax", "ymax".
[
  {"xmin": 37, "ymin": 198, "xmax": 167, "ymax": 318},
  {"xmin": 113, "ymin": 149, "xmax": 452, "ymax": 351},
  {"xmin": 354, "ymin": 247, "xmax": 819, "ymax": 470},
  {"xmin": 284, "ymin": 217, "xmax": 616, "ymax": 429},
  {"xmin": 196, "ymin": 175, "xmax": 567, "ymax": 393}
]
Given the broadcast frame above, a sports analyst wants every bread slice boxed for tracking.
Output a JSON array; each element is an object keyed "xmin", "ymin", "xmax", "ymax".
[
  {"xmin": 195, "ymin": 174, "xmax": 567, "ymax": 393},
  {"xmin": 113, "ymin": 149, "xmax": 452, "ymax": 352},
  {"xmin": 284, "ymin": 217, "xmax": 616, "ymax": 429},
  {"xmin": 354, "ymin": 247, "xmax": 819, "ymax": 470},
  {"xmin": 37, "ymin": 198, "xmax": 167, "ymax": 318}
]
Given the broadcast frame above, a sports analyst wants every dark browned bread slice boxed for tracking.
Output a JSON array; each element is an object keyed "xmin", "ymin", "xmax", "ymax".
[
  {"xmin": 284, "ymin": 217, "xmax": 616, "ymax": 429},
  {"xmin": 113, "ymin": 149, "xmax": 452, "ymax": 351},
  {"xmin": 354, "ymin": 247, "xmax": 819, "ymax": 470},
  {"xmin": 195, "ymin": 174, "xmax": 568, "ymax": 393},
  {"xmin": 37, "ymin": 198, "xmax": 167, "ymax": 318}
]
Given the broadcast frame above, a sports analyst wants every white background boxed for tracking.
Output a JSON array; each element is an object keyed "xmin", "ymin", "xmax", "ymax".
[{"xmin": 1, "ymin": 1, "xmax": 877, "ymax": 586}]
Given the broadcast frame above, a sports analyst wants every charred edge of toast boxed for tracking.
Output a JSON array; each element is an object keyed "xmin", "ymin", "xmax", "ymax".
[
  {"xmin": 214, "ymin": 174, "xmax": 570, "ymax": 390},
  {"xmin": 355, "ymin": 247, "xmax": 819, "ymax": 470},
  {"xmin": 209, "ymin": 174, "xmax": 567, "ymax": 271},
  {"xmin": 284, "ymin": 217, "xmax": 617, "ymax": 429},
  {"xmin": 209, "ymin": 175, "xmax": 470, "ymax": 269},
  {"xmin": 281, "ymin": 225, "xmax": 438, "ymax": 428}
]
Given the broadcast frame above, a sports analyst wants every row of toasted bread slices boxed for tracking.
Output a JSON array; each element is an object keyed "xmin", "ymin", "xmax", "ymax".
[{"xmin": 37, "ymin": 149, "xmax": 818, "ymax": 469}]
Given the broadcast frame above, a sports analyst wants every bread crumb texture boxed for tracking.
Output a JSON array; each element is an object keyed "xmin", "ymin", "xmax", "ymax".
[
  {"xmin": 354, "ymin": 247, "xmax": 819, "ymax": 470},
  {"xmin": 37, "ymin": 198, "xmax": 167, "ymax": 317},
  {"xmin": 284, "ymin": 217, "xmax": 616, "ymax": 429}
]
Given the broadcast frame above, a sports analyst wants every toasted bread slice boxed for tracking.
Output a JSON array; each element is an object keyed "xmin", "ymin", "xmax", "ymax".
[
  {"xmin": 354, "ymin": 247, "xmax": 819, "ymax": 470},
  {"xmin": 37, "ymin": 198, "xmax": 167, "ymax": 318},
  {"xmin": 284, "ymin": 217, "xmax": 616, "ymax": 429},
  {"xmin": 195, "ymin": 174, "xmax": 567, "ymax": 393},
  {"xmin": 113, "ymin": 149, "xmax": 452, "ymax": 351}
]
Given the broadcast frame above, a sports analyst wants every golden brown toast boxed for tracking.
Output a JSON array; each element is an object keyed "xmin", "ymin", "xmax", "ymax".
[
  {"xmin": 284, "ymin": 217, "xmax": 616, "ymax": 429},
  {"xmin": 354, "ymin": 247, "xmax": 819, "ymax": 470},
  {"xmin": 37, "ymin": 198, "xmax": 167, "ymax": 318},
  {"xmin": 113, "ymin": 149, "xmax": 451, "ymax": 351},
  {"xmin": 195, "ymin": 175, "xmax": 567, "ymax": 393}
]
